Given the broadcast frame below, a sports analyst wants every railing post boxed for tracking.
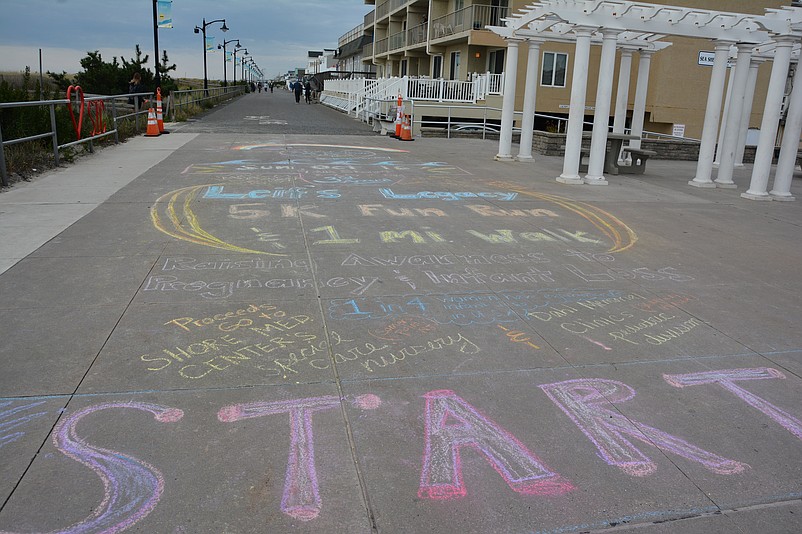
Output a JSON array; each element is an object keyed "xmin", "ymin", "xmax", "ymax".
[
  {"xmin": 111, "ymin": 98, "xmax": 119, "ymax": 143},
  {"xmin": 49, "ymin": 103, "xmax": 60, "ymax": 166},
  {"xmin": 0, "ymin": 122, "xmax": 7, "ymax": 186}
]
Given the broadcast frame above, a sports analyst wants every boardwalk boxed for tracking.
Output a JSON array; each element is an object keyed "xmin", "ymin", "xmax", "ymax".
[{"xmin": 0, "ymin": 89, "xmax": 801, "ymax": 533}]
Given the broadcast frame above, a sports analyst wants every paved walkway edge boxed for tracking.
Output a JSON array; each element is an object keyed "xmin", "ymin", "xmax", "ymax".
[{"xmin": 0, "ymin": 131, "xmax": 198, "ymax": 274}]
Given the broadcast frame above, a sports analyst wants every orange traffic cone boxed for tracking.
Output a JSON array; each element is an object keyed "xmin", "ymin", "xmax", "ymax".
[
  {"xmin": 399, "ymin": 114, "xmax": 414, "ymax": 141},
  {"xmin": 145, "ymin": 107, "xmax": 161, "ymax": 137},
  {"xmin": 155, "ymin": 88, "xmax": 169, "ymax": 134}
]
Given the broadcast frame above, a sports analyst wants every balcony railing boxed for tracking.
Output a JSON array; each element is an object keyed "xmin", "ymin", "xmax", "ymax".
[
  {"xmin": 407, "ymin": 22, "xmax": 428, "ymax": 47},
  {"xmin": 388, "ymin": 30, "xmax": 406, "ymax": 52},
  {"xmin": 431, "ymin": 4, "xmax": 508, "ymax": 40},
  {"xmin": 374, "ymin": 36, "xmax": 389, "ymax": 55},
  {"xmin": 376, "ymin": 0, "xmax": 407, "ymax": 20}
]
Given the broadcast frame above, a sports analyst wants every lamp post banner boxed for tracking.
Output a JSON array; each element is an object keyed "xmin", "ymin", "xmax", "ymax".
[
  {"xmin": 205, "ymin": 36, "xmax": 215, "ymax": 52},
  {"xmin": 226, "ymin": 51, "xmax": 233, "ymax": 63},
  {"xmin": 157, "ymin": 0, "xmax": 172, "ymax": 28}
]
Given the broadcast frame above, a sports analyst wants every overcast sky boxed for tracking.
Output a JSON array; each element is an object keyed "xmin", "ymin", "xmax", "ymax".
[{"xmin": 0, "ymin": 0, "xmax": 371, "ymax": 80}]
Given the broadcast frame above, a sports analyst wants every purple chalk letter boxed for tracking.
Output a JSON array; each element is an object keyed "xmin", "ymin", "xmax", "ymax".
[
  {"xmin": 41, "ymin": 402, "xmax": 183, "ymax": 534},
  {"xmin": 539, "ymin": 379, "xmax": 746, "ymax": 476},
  {"xmin": 664, "ymin": 368, "xmax": 802, "ymax": 441},
  {"xmin": 418, "ymin": 390, "xmax": 573, "ymax": 500},
  {"xmin": 218, "ymin": 395, "xmax": 379, "ymax": 522}
]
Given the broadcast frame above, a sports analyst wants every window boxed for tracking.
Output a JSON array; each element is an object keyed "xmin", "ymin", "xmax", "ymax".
[
  {"xmin": 401, "ymin": 59, "xmax": 408, "ymax": 77},
  {"xmin": 433, "ymin": 55, "xmax": 443, "ymax": 78},
  {"xmin": 541, "ymin": 51, "xmax": 568, "ymax": 87},
  {"xmin": 449, "ymin": 51, "xmax": 460, "ymax": 80}
]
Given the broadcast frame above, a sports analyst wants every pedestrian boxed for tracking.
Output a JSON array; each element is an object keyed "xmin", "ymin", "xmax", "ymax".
[
  {"xmin": 293, "ymin": 80, "xmax": 302, "ymax": 103},
  {"xmin": 128, "ymin": 72, "xmax": 145, "ymax": 108},
  {"xmin": 304, "ymin": 80, "xmax": 312, "ymax": 104},
  {"xmin": 257, "ymin": 82, "xmax": 262, "ymax": 93},
  {"xmin": 269, "ymin": 82, "xmax": 273, "ymax": 93}
]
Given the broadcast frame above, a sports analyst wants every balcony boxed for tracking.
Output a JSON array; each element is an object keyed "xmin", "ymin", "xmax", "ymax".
[
  {"xmin": 388, "ymin": 30, "xmax": 406, "ymax": 53},
  {"xmin": 430, "ymin": 4, "xmax": 508, "ymax": 41},
  {"xmin": 407, "ymin": 22, "xmax": 427, "ymax": 47},
  {"xmin": 376, "ymin": 0, "xmax": 407, "ymax": 20}
]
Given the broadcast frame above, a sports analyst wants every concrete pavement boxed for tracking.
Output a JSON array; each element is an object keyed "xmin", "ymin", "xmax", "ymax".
[{"xmin": 1, "ymin": 89, "xmax": 801, "ymax": 533}]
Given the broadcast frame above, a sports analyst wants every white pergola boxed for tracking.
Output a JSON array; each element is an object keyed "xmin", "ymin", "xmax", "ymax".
[{"xmin": 489, "ymin": 0, "xmax": 802, "ymax": 200}]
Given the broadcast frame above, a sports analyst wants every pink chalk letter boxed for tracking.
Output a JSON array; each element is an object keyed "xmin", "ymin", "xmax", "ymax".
[
  {"xmin": 664, "ymin": 368, "xmax": 802, "ymax": 441},
  {"xmin": 539, "ymin": 379, "xmax": 746, "ymax": 476},
  {"xmin": 418, "ymin": 389, "xmax": 573, "ymax": 500},
  {"xmin": 218, "ymin": 395, "xmax": 378, "ymax": 521}
]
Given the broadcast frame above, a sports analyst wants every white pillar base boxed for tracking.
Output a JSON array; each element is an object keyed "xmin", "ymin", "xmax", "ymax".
[
  {"xmin": 515, "ymin": 155, "xmax": 534, "ymax": 162},
  {"xmin": 734, "ymin": 163, "xmax": 746, "ymax": 168},
  {"xmin": 495, "ymin": 154, "xmax": 515, "ymax": 162},
  {"xmin": 715, "ymin": 182, "xmax": 738, "ymax": 189},
  {"xmin": 741, "ymin": 191, "xmax": 773, "ymax": 201},
  {"xmin": 557, "ymin": 174, "xmax": 584, "ymax": 185},
  {"xmin": 769, "ymin": 191, "xmax": 796, "ymax": 201},
  {"xmin": 584, "ymin": 176, "xmax": 608, "ymax": 185},
  {"xmin": 688, "ymin": 180, "xmax": 716, "ymax": 188}
]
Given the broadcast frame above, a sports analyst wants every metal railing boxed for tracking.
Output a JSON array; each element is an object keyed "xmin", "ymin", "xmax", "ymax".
[
  {"xmin": 0, "ymin": 92, "xmax": 152, "ymax": 186},
  {"xmin": 431, "ymin": 4, "xmax": 509, "ymax": 40},
  {"xmin": 169, "ymin": 85, "xmax": 246, "ymax": 121}
]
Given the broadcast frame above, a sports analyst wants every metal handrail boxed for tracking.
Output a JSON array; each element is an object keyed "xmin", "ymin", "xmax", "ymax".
[
  {"xmin": 169, "ymin": 85, "xmax": 247, "ymax": 121},
  {"xmin": 0, "ymin": 92, "xmax": 153, "ymax": 186}
]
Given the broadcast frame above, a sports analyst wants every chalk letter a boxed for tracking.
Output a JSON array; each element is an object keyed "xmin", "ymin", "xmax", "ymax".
[{"xmin": 418, "ymin": 390, "xmax": 573, "ymax": 500}]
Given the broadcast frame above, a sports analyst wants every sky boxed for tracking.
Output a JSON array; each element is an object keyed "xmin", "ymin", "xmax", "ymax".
[{"xmin": 0, "ymin": 0, "xmax": 371, "ymax": 80}]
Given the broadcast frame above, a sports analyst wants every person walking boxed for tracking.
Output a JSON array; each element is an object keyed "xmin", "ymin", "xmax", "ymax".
[
  {"xmin": 293, "ymin": 80, "xmax": 303, "ymax": 103},
  {"xmin": 304, "ymin": 80, "xmax": 312, "ymax": 104}
]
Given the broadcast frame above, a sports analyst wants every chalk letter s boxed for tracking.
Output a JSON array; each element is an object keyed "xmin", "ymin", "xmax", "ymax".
[
  {"xmin": 418, "ymin": 390, "xmax": 573, "ymax": 500},
  {"xmin": 33, "ymin": 402, "xmax": 184, "ymax": 534},
  {"xmin": 539, "ymin": 379, "xmax": 746, "ymax": 476}
]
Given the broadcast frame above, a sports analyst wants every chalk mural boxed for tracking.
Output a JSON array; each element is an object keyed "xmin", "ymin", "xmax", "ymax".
[{"xmin": 2, "ymin": 369, "xmax": 800, "ymax": 531}]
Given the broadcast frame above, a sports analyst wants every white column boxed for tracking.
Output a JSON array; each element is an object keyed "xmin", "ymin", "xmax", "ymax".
[
  {"xmin": 735, "ymin": 59, "xmax": 762, "ymax": 166},
  {"xmin": 612, "ymin": 49, "xmax": 633, "ymax": 134},
  {"xmin": 743, "ymin": 38, "xmax": 794, "ymax": 200},
  {"xmin": 586, "ymin": 30, "xmax": 620, "ymax": 185},
  {"xmin": 715, "ymin": 44, "xmax": 752, "ymax": 188},
  {"xmin": 517, "ymin": 40, "xmax": 543, "ymax": 162},
  {"xmin": 496, "ymin": 38, "xmax": 521, "ymax": 161},
  {"xmin": 713, "ymin": 63, "xmax": 735, "ymax": 166},
  {"xmin": 770, "ymin": 61, "xmax": 802, "ymax": 201},
  {"xmin": 558, "ymin": 27, "xmax": 594, "ymax": 184},
  {"xmin": 628, "ymin": 49, "xmax": 653, "ymax": 151},
  {"xmin": 689, "ymin": 41, "xmax": 732, "ymax": 188}
]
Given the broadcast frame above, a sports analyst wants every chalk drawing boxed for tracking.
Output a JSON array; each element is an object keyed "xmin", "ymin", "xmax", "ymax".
[
  {"xmin": 497, "ymin": 325, "xmax": 540, "ymax": 350},
  {"xmin": 418, "ymin": 390, "xmax": 573, "ymax": 500},
  {"xmin": 539, "ymin": 379, "xmax": 747, "ymax": 476},
  {"xmin": 232, "ymin": 143, "xmax": 409, "ymax": 153},
  {"xmin": 0, "ymin": 400, "xmax": 47, "ymax": 449},
  {"xmin": 150, "ymin": 185, "xmax": 286, "ymax": 256},
  {"xmin": 664, "ymin": 368, "xmax": 802, "ymax": 441},
  {"xmin": 486, "ymin": 182, "xmax": 638, "ymax": 253},
  {"xmin": 4, "ymin": 402, "xmax": 184, "ymax": 534},
  {"xmin": 218, "ymin": 395, "xmax": 380, "ymax": 522}
]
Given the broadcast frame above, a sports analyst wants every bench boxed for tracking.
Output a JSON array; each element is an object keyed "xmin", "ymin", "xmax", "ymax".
[{"xmin": 619, "ymin": 148, "xmax": 657, "ymax": 174}]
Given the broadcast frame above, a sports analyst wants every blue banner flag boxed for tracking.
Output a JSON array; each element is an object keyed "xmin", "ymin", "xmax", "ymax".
[
  {"xmin": 157, "ymin": 0, "xmax": 172, "ymax": 28},
  {"xmin": 226, "ymin": 51, "xmax": 233, "ymax": 63},
  {"xmin": 205, "ymin": 36, "xmax": 215, "ymax": 52}
]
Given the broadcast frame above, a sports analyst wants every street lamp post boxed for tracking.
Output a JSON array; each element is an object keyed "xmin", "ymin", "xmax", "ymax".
[
  {"xmin": 236, "ymin": 48, "xmax": 248, "ymax": 86},
  {"xmin": 194, "ymin": 17, "xmax": 228, "ymax": 92},
  {"xmin": 217, "ymin": 39, "xmax": 240, "ymax": 87},
  {"xmin": 241, "ymin": 53, "xmax": 250, "ymax": 85},
  {"xmin": 151, "ymin": 0, "xmax": 161, "ymax": 88}
]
